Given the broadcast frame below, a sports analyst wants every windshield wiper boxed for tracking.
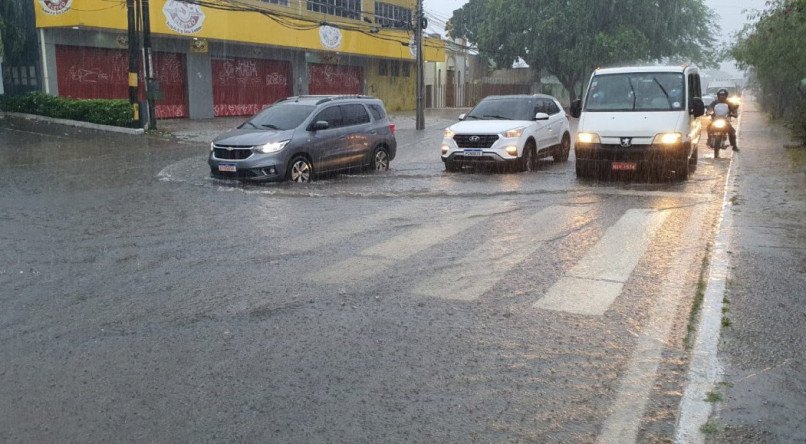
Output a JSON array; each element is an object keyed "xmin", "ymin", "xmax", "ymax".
[
  {"xmin": 464, "ymin": 115, "xmax": 480, "ymax": 119},
  {"xmin": 626, "ymin": 77, "xmax": 637, "ymax": 110},
  {"xmin": 482, "ymin": 114, "xmax": 511, "ymax": 120},
  {"xmin": 652, "ymin": 77, "xmax": 672, "ymax": 109},
  {"xmin": 261, "ymin": 123, "xmax": 281, "ymax": 130},
  {"xmin": 242, "ymin": 121, "xmax": 259, "ymax": 129}
]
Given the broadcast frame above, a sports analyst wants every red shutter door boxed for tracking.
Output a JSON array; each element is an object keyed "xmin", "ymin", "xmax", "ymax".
[
  {"xmin": 212, "ymin": 58, "xmax": 292, "ymax": 117},
  {"xmin": 55, "ymin": 46, "xmax": 188, "ymax": 118},
  {"xmin": 308, "ymin": 64, "xmax": 363, "ymax": 95}
]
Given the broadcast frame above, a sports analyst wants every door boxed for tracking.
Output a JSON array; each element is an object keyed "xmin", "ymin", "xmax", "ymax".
[
  {"xmin": 212, "ymin": 57, "xmax": 292, "ymax": 116},
  {"xmin": 545, "ymin": 99, "xmax": 565, "ymax": 147},
  {"xmin": 445, "ymin": 70, "xmax": 456, "ymax": 107},
  {"xmin": 533, "ymin": 99, "xmax": 554, "ymax": 152},
  {"xmin": 339, "ymin": 104, "xmax": 373, "ymax": 167},
  {"xmin": 307, "ymin": 105, "xmax": 347, "ymax": 172},
  {"xmin": 308, "ymin": 64, "xmax": 363, "ymax": 95}
]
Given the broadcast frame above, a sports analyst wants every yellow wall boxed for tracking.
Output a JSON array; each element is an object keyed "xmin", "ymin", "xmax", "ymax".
[
  {"xmin": 366, "ymin": 60, "xmax": 415, "ymax": 111},
  {"xmin": 33, "ymin": 0, "xmax": 444, "ymax": 62}
]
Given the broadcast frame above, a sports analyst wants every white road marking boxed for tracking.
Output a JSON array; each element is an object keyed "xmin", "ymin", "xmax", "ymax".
[
  {"xmin": 534, "ymin": 209, "xmax": 669, "ymax": 315},
  {"xmin": 596, "ymin": 203, "xmax": 707, "ymax": 443},
  {"xmin": 309, "ymin": 203, "xmax": 513, "ymax": 284},
  {"xmin": 413, "ymin": 205, "xmax": 591, "ymax": 301}
]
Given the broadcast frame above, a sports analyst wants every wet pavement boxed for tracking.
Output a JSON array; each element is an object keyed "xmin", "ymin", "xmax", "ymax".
[
  {"xmin": 0, "ymin": 110, "xmax": 737, "ymax": 442},
  {"xmin": 705, "ymin": 101, "xmax": 806, "ymax": 442}
]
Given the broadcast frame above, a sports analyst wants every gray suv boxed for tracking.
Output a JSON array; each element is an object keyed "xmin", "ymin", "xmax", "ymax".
[{"xmin": 209, "ymin": 95, "xmax": 397, "ymax": 182}]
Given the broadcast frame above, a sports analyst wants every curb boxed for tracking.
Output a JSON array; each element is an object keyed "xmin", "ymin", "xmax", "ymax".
[{"xmin": 0, "ymin": 111, "xmax": 145, "ymax": 135}]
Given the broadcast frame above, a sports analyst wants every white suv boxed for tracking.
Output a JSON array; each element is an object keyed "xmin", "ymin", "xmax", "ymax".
[{"xmin": 441, "ymin": 94, "xmax": 571, "ymax": 172}]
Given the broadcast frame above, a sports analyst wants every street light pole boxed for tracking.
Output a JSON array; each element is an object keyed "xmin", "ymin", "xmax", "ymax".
[
  {"xmin": 126, "ymin": 0, "xmax": 140, "ymax": 128},
  {"xmin": 141, "ymin": 0, "xmax": 156, "ymax": 130},
  {"xmin": 415, "ymin": 0, "xmax": 425, "ymax": 130}
]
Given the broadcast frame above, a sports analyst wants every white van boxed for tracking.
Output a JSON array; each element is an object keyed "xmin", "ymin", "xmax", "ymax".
[{"xmin": 569, "ymin": 65, "xmax": 706, "ymax": 180}]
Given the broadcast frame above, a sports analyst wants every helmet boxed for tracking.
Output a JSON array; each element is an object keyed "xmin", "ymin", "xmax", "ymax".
[{"xmin": 717, "ymin": 88, "xmax": 729, "ymax": 98}]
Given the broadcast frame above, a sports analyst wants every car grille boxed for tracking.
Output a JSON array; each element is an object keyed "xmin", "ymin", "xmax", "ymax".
[
  {"xmin": 214, "ymin": 146, "xmax": 253, "ymax": 160},
  {"xmin": 453, "ymin": 134, "xmax": 498, "ymax": 148}
]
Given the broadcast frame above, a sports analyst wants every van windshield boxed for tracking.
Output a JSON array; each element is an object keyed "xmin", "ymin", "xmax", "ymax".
[{"xmin": 584, "ymin": 73, "xmax": 685, "ymax": 112}]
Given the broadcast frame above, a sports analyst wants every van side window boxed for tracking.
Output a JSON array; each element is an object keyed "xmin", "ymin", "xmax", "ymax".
[
  {"xmin": 313, "ymin": 106, "xmax": 342, "ymax": 129},
  {"xmin": 341, "ymin": 104, "xmax": 371, "ymax": 126}
]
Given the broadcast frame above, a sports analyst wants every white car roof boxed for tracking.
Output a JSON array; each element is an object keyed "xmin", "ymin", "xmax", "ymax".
[{"xmin": 593, "ymin": 65, "xmax": 696, "ymax": 75}]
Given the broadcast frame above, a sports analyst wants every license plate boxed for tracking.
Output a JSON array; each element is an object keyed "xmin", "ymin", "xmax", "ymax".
[
  {"xmin": 464, "ymin": 149, "xmax": 483, "ymax": 157},
  {"xmin": 218, "ymin": 163, "xmax": 237, "ymax": 172},
  {"xmin": 612, "ymin": 162, "xmax": 637, "ymax": 171}
]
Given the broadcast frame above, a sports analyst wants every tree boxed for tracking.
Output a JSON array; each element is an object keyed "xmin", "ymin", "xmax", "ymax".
[
  {"xmin": 449, "ymin": 0, "xmax": 720, "ymax": 98},
  {"xmin": 0, "ymin": 0, "xmax": 26, "ymax": 60},
  {"xmin": 732, "ymin": 0, "xmax": 806, "ymax": 143}
]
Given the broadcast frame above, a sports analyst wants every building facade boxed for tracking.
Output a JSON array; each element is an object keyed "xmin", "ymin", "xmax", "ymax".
[{"xmin": 33, "ymin": 0, "xmax": 444, "ymax": 119}]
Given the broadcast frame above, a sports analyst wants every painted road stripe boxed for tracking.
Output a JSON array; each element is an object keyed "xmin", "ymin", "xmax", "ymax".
[
  {"xmin": 309, "ymin": 203, "xmax": 513, "ymax": 284},
  {"xmin": 413, "ymin": 205, "xmax": 591, "ymax": 301},
  {"xmin": 534, "ymin": 209, "xmax": 669, "ymax": 315}
]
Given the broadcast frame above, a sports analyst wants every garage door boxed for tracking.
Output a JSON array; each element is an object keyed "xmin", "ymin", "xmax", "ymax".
[
  {"xmin": 212, "ymin": 58, "xmax": 292, "ymax": 117},
  {"xmin": 55, "ymin": 45, "xmax": 188, "ymax": 118},
  {"xmin": 308, "ymin": 64, "xmax": 363, "ymax": 95}
]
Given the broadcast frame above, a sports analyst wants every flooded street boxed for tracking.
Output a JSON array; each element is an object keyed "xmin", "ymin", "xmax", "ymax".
[{"xmin": 0, "ymin": 115, "xmax": 732, "ymax": 442}]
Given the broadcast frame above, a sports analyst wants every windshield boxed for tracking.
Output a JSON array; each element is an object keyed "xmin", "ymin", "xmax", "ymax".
[
  {"xmin": 584, "ymin": 73, "xmax": 685, "ymax": 112},
  {"xmin": 465, "ymin": 98, "xmax": 536, "ymax": 121},
  {"xmin": 240, "ymin": 104, "xmax": 315, "ymax": 130}
]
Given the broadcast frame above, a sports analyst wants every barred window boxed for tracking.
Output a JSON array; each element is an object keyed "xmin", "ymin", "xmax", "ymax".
[
  {"xmin": 374, "ymin": 2, "xmax": 412, "ymax": 29},
  {"xmin": 260, "ymin": 0, "xmax": 288, "ymax": 5},
  {"xmin": 307, "ymin": 0, "xmax": 361, "ymax": 20},
  {"xmin": 378, "ymin": 60, "xmax": 388, "ymax": 76},
  {"xmin": 402, "ymin": 62, "xmax": 410, "ymax": 77},
  {"xmin": 391, "ymin": 60, "xmax": 400, "ymax": 77}
]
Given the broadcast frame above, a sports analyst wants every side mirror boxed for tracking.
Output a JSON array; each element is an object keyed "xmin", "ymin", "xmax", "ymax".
[
  {"xmin": 690, "ymin": 98, "xmax": 705, "ymax": 118},
  {"xmin": 458, "ymin": 113, "xmax": 466, "ymax": 121},
  {"xmin": 534, "ymin": 112, "xmax": 550, "ymax": 121},
  {"xmin": 570, "ymin": 99, "xmax": 582, "ymax": 118},
  {"xmin": 311, "ymin": 120, "xmax": 329, "ymax": 131}
]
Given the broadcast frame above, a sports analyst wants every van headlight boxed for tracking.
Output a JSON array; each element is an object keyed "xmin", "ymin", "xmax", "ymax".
[
  {"xmin": 653, "ymin": 133, "xmax": 682, "ymax": 145},
  {"xmin": 503, "ymin": 127, "xmax": 525, "ymax": 138},
  {"xmin": 255, "ymin": 140, "xmax": 290, "ymax": 153},
  {"xmin": 577, "ymin": 132, "xmax": 600, "ymax": 144}
]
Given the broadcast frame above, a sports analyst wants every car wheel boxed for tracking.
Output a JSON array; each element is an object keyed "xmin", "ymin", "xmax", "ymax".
[
  {"xmin": 371, "ymin": 146, "xmax": 390, "ymax": 171},
  {"xmin": 444, "ymin": 161, "xmax": 461, "ymax": 172},
  {"xmin": 521, "ymin": 142, "xmax": 536, "ymax": 172},
  {"xmin": 286, "ymin": 156, "xmax": 313, "ymax": 183},
  {"xmin": 554, "ymin": 133, "xmax": 571, "ymax": 162}
]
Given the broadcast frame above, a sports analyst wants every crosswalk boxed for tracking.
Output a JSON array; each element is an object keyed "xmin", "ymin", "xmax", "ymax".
[{"xmin": 293, "ymin": 202, "xmax": 686, "ymax": 316}]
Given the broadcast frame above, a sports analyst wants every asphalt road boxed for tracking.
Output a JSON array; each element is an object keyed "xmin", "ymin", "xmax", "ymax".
[{"xmin": 0, "ymin": 114, "xmax": 732, "ymax": 442}]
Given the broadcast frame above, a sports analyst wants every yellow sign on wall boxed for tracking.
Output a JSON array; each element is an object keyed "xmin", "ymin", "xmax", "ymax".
[{"xmin": 33, "ymin": 0, "xmax": 445, "ymax": 62}]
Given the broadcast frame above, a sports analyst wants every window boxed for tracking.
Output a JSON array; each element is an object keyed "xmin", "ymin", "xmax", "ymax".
[
  {"xmin": 401, "ymin": 62, "xmax": 410, "ymax": 77},
  {"xmin": 307, "ymin": 0, "xmax": 361, "ymax": 20},
  {"xmin": 391, "ymin": 60, "xmax": 399, "ymax": 77},
  {"xmin": 375, "ymin": 2, "xmax": 412, "ymax": 29},
  {"xmin": 260, "ymin": 0, "xmax": 288, "ymax": 5},
  {"xmin": 378, "ymin": 60, "xmax": 388, "ymax": 76},
  {"xmin": 368, "ymin": 104, "xmax": 386, "ymax": 120},
  {"xmin": 312, "ymin": 106, "xmax": 343, "ymax": 128},
  {"xmin": 341, "ymin": 104, "xmax": 371, "ymax": 126},
  {"xmin": 545, "ymin": 100, "xmax": 561, "ymax": 115}
]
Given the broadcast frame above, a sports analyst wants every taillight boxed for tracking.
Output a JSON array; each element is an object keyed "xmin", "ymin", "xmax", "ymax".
[{"xmin": 389, "ymin": 123, "xmax": 396, "ymax": 135}]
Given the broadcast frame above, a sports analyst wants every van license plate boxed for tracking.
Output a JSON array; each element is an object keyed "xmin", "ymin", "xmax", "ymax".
[
  {"xmin": 612, "ymin": 162, "xmax": 637, "ymax": 171},
  {"xmin": 218, "ymin": 163, "xmax": 237, "ymax": 172},
  {"xmin": 464, "ymin": 149, "xmax": 483, "ymax": 157}
]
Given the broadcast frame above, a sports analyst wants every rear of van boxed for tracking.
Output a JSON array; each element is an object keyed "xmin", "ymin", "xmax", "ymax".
[{"xmin": 570, "ymin": 66, "xmax": 705, "ymax": 180}]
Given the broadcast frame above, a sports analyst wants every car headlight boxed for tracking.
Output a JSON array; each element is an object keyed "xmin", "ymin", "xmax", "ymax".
[
  {"xmin": 255, "ymin": 140, "xmax": 290, "ymax": 154},
  {"xmin": 577, "ymin": 132, "xmax": 600, "ymax": 144},
  {"xmin": 653, "ymin": 132, "xmax": 683, "ymax": 145},
  {"xmin": 444, "ymin": 129, "xmax": 455, "ymax": 139},
  {"xmin": 503, "ymin": 127, "xmax": 525, "ymax": 138},
  {"xmin": 712, "ymin": 120, "xmax": 727, "ymax": 129}
]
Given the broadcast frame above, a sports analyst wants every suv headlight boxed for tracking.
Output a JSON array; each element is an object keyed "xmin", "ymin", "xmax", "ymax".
[
  {"xmin": 503, "ymin": 127, "xmax": 525, "ymax": 138},
  {"xmin": 577, "ymin": 132, "xmax": 600, "ymax": 144},
  {"xmin": 444, "ymin": 129, "xmax": 455, "ymax": 139},
  {"xmin": 652, "ymin": 132, "xmax": 682, "ymax": 145},
  {"xmin": 255, "ymin": 140, "xmax": 290, "ymax": 154}
]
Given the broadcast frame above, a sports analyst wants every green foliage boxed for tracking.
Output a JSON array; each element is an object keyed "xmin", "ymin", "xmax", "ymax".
[
  {"xmin": 449, "ymin": 0, "xmax": 720, "ymax": 98},
  {"xmin": 733, "ymin": 0, "xmax": 806, "ymax": 144},
  {"xmin": 0, "ymin": 92, "xmax": 134, "ymax": 127}
]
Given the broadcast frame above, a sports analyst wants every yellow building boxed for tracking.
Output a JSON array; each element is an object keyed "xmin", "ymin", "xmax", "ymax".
[{"xmin": 33, "ymin": 0, "xmax": 444, "ymax": 118}]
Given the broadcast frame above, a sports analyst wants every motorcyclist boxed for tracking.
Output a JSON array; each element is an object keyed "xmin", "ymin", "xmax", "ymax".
[{"xmin": 708, "ymin": 88, "xmax": 739, "ymax": 151}]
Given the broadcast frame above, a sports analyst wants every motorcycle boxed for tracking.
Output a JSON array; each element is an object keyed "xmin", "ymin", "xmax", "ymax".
[{"xmin": 706, "ymin": 103, "xmax": 733, "ymax": 158}]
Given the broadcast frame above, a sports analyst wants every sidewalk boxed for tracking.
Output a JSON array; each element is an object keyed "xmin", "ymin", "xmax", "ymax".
[
  {"xmin": 707, "ymin": 99, "xmax": 806, "ymax": 441},
  {"xmin": 157, "ymin": 107, "xmax": 470, "ymax": 144}
]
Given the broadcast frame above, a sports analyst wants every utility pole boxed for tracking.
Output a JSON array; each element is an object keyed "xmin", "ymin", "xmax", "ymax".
[
  {"xmin": 415, "ymin": 0, "xmax": 424, "ymax": 130},
  {"xmin": 126, "ymin": 0, "xmax": 141, "ymax": 128},
  {"xmin": 141, "ymin": 0, "xmax": 156, "ymax": 129}
]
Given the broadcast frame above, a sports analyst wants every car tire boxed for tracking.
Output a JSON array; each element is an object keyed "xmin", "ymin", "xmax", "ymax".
[
  {"xmin": 444, "ymin": 161, "xmax": 461, "ymax": 172},
  {"xmin": 286, "ymin": 155, "xmax": 313, "ymax": 183},
  {"xmin": 521, "ymin": 142, "xmax": 536, "ymax": 172},
  {"xmin": 554, "ymin": 133, "xmax": 571, "ymax": 162},
  {"xmin": 689, "ymin": 146, "xmax": 698, "ymax": 165},
  {"xmin": 371, "ymin": 146, "xmax": 390, "ymax": 171}
]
